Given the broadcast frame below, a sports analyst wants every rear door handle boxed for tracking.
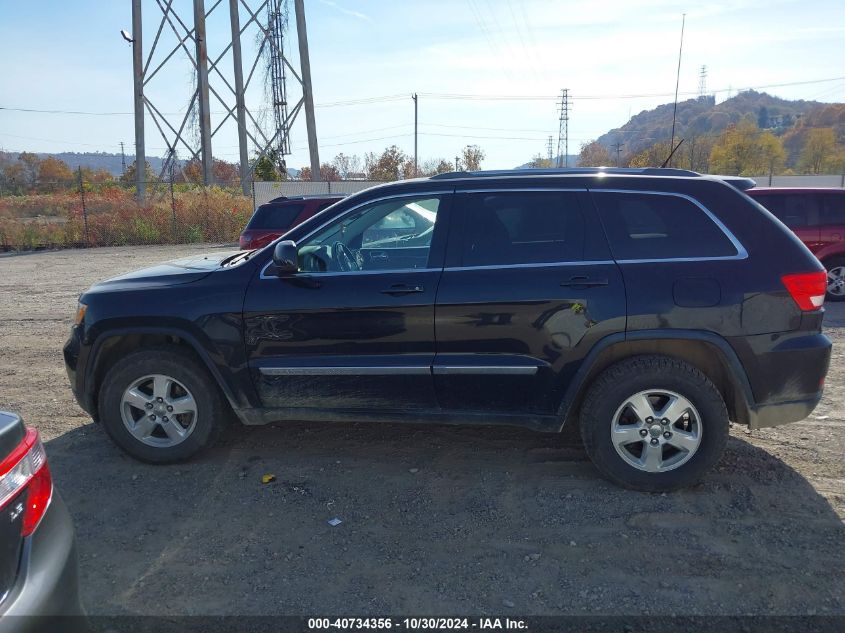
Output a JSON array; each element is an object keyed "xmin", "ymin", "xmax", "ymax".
[
  {"xmin": 380, "ymin": 284, "xmax": 424, "ymax": 295},
  {"xmin": 560, "ymin": 275, "xmax": 608, "ymax": 288}
]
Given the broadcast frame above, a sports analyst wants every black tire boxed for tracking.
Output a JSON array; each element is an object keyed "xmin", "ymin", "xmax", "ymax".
[
  {"xmin": 98, "ymin": 347, "xmax": 228, "ymax": 463},
  {"xmin": 823, "ymin": 256, "xmax": 845, "ymax": 302},
  {"xmin": 579, "ymin": 355, "xmax": 728, "ymax": 492}
]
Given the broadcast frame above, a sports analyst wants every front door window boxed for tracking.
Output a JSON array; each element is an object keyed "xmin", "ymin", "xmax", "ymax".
[{"xmin": 298, "ymin": 196, "xmax": 442, "ymax": 272}]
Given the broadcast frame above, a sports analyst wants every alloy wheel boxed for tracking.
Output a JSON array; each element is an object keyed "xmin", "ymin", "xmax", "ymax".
[
  {"xmin": 120, "ymin": 374, "xmax": 198, "ymax": 447},
  {"xmin": 610, "ymin": 389, "xmax": 702, "ymax": 473}
]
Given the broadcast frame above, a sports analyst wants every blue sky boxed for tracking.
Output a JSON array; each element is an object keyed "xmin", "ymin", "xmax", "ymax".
[{"xmin": 1, "ymin": 0, "xmax": 844, "ymax": 170}]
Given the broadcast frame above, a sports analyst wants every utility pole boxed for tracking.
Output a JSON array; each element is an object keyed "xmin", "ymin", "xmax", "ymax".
[
  {"xmin": 294, "ymin": 0, "xmax": 321, "ymax": 181},
  {"xmin": 556, "ymin": 89, "xmax": 569, "ymax": 168},
  {"xmin": 229, "ymin": 0, "xmax": 251, "ymax": 195},
  {"xmin": 131, "ymin": 0, "xmax": 145, "ymax": 200},
  {"xmin": 413, "ymin": 93, "xmax": 418, "ymax": 177},
  {"xmin": 120, "ymin": 142, "xmax": 127, "ymax": 175},
  {"xmin": 612, "ymin": 142, "xmax": 624, "ymax": 167}
]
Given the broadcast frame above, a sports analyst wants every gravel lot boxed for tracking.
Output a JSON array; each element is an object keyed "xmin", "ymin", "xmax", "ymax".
[{"xmin": 1, "ymin": 245, "xmax": 843, "ymax": 616}]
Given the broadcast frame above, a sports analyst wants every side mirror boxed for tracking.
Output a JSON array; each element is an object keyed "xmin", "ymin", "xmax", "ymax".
[{"xmin": 272, "ymin": 240, "xmax": 298, "ymax": 275}]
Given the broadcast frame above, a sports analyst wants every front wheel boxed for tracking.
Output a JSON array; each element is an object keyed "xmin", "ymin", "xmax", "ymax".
[
  {"xmin": 579, "ymin": 356, "xmax": 729, "ymax": 492},
  {"xmin": 98, "ymin": 347, "xmax": 228, "ymax": 463}
]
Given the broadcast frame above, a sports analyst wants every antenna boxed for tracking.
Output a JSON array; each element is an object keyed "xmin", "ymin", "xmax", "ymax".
[
  {"xmin": 668, "ymin": 13, "xmax": 686, "ymax": 168},
  {"xmin": 660, "ymin": 139, "xmax": 685, "ymax": 168}
]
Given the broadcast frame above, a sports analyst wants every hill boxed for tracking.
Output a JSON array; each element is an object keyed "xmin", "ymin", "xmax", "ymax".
[
  {"xmin": 594, "ymin": 90, "xmax": 842, "ymax": 160},
  {"xmin": 0, "ymin": 150, "xmax": 170, "ymax": 176}
]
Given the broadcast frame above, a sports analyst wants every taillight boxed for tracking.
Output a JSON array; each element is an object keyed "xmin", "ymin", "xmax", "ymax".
[
  {"xmin": 0, "ymin": 428, "xmax": 53, "ymax": 537},
  {"xmin": 781, "ymin": 272, "xmax": 827, "ymax": 311}
]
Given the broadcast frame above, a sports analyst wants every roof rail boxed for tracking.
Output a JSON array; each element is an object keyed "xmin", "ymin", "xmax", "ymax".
[{"xmin": 429, "ymin": 167, "xmax": 702, "ymax": 180}]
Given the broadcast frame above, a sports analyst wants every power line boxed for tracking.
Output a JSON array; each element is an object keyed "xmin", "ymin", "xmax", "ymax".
[{"xmin": 4, "ymin": 75, "xmax": 845, "ymax": 119}]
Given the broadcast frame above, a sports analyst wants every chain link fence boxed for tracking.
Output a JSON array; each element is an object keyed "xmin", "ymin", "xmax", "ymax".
[{"xmin": 0, "ymin": 179, "xmax": 251, "ymax": 251}]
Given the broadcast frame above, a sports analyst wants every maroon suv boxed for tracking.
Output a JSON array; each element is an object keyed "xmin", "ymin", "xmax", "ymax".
[
  {"xmin": 239, "ymin": 195, "xmax": 343, "ymax": 250},
  {"xmin": 748, "ymin": 188, "xmax": 845, "ymax": 300}
]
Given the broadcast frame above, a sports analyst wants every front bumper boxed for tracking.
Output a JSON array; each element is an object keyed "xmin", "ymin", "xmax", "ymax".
[
  {"xmin": 63, "ymin": 325, "xmax": 89, "ymax": 415},
  {"xmin": 0, "ymin": 493, "xmax": 86, "ymax": 631}
]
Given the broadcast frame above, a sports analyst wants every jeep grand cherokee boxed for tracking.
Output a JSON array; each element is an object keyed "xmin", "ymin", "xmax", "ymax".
[{"xmin": 63, "ymin": 168, "xmax": 832, "ymax": 491}]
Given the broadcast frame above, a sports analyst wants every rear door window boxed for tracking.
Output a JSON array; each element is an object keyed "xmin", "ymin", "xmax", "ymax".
[
  {"xmin": 247, "ymin": 203, "xmax": 306, "ymax": 230},
  {"xmin": 592, "ymin": 191, "xmax": 738, "ymax": 260},
  {"xmin": 457, "ymin": 191, "xmax": 585, "ymax": 266}
]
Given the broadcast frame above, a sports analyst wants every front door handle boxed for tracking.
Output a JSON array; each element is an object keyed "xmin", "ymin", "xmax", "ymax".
[
  {"xmin": 560, "ymin": 275, "xmax": 608, "ymax": 288},
  {"xmin": 380, "ymin": 284, "xmax": 424, "ymax": 295}
]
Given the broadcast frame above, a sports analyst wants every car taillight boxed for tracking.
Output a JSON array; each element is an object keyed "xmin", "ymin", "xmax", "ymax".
[
  {"xmin": 0, "ymin": 428, "xmax": 53, "ymax": 537},
  {"xmin": 781, "ymin": 272, "xmax": 827, "ymax": 311}
]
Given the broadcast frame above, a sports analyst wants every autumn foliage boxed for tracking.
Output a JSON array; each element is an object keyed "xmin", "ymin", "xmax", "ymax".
[{"xmin": 0, "ymin": 185, "xmax": 252, "ymax": 250}]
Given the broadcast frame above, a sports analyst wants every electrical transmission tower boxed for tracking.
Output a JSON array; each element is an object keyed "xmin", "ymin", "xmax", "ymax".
[
  {"xmin": 556, "ymin": 89, "xmax": 569, "ymax": 168},
  {"xmin": 698, "ymin": 65, "xmax": 708, "ymax": 98},
  {"xmin": 547, "ymin": 135, "xmax": 553, "ymax": 163},
  {"xmin": 128, "ymin": 0, "xmax": 320, "ymax": 199}
]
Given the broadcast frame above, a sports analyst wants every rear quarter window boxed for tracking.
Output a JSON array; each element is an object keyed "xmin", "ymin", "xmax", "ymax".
[
  {"xmin": 592, "ymin": 191, "xmax": 738, "ymax": 261},
  {"xmin": 247, "ymin": 203, "xmax": 306, "ymax": 230}
]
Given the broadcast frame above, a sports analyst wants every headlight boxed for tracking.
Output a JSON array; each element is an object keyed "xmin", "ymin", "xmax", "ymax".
[{"xmin": 75, "ymin": 302, "xmax": 87, "ymax": 325}]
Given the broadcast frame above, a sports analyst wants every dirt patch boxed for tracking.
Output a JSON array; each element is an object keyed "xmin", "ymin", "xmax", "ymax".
[{"xmin": 1, "ymin": 245, "xmax": 843, "ymax": 616}]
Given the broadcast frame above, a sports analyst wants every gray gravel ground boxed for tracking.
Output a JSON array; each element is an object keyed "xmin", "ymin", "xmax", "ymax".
[{"xmin": 0, "ymin": 245, "xmax": 843, "ymax": 616}]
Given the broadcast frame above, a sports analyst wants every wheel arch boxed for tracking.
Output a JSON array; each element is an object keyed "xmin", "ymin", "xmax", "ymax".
[
  {"xmin": 558, "ymin": 330, "xmax": 756, "ymax": 432},
  {"xmin": 85, "ymin": 326, "xmax": 242, "ymax": 422}
]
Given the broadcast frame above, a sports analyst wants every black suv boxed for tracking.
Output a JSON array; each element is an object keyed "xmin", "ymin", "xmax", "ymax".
[{"xmin": 63, "ymin": 168, "xmax": 832, "ymax": 491}]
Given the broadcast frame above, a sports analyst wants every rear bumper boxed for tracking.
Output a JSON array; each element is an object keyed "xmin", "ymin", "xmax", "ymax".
[
  {"xmin": 0, "ymin": 493, "xmax": 86, "ymax": 630},
  {"xmin": 749, "ymin": 392, "xmax": 824, "ymax": 429},
  {"xmin": 732, "ymin": 331, "xmax": 832, "ymax": 429}
]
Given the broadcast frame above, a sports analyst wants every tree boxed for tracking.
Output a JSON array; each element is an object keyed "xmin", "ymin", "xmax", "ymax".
[
  {"xmin": 577, "ymin": 141, "xmax": 612, "ymax": 167},
  {"xmin": 36, "ymin": 157, "xmax": 74, "ymax": 188},
  {"xmin": 120, "ymin": 160, "xmax": 156, "ymax": 184},
  {"xmin": 758, "ymin": 130, "xmax": 786, "ymax": 176},
  {"xmin": 709, "ymin": 119, "xmax": 786, "ymax": 175},
  {"xmin": 79, "ymin": 167, "xmax": 114, "ymax": 184},
  {"xmin": 420, "ymin": 158, "xmax": 453, "ymax": 176},
  {"xmin": 757, "ymin": 106, "xmax": 770, "ymax": 130},
  {"xmin": 627, "ymin": 141, "xmax": 673, "ymax": 168},
  {"xmin": 799, "ymin": 128, "xmax": 839, "ymax": 174},
  {"xmin": 461, "ymin": 145, "xmax": 485, "ymax": 171},
  {"xmin": 527, "ymin": 154, "xmax": 554, "ymax": 169},
  {"xmin": 251, "ymin": 148, "xmax": 287, "ymax": 181},
  {"xmin": 213, "ymin": 159, "xmax": 241, "ymax": 185},
  {"xmin": 0, "ymin": 153, "xmax": 26, "ymax": 193},
  {"xmin": 331, "ymin": 153, "xmax": 362, "ymax": 179},
  {"xmin": 17, "ymin": 152, "xmax": 41, "ymax": 188},
  {"xmin": 365, "ymin": 145, "xmax": 408, "ymax": 181},
  {"xmin": 300, "ymin": 163, "xmax": 341, "ymax": 181}
]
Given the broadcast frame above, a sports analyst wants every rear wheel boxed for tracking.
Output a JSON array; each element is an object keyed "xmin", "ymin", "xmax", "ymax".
[
  {"xmin": 98, "ymin": 348, "xmax": 227, "ymax": 463},
  {"xmin": 824, "ymin": 256, "xmax": 845, "ymax": 301},
  {"xmin": 579, "ymin": 356, "xmax": 729, "ymax": 492}
]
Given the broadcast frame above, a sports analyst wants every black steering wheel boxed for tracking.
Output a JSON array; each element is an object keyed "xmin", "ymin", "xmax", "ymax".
[{"xmin": 332, "ymin": 241, "xmax": 360, "ymax": 272}]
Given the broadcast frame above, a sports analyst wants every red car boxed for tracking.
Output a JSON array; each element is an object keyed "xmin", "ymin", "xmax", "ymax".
[
  {"xmin": 747, "ymin": 187, "xmax": 845, "ymax": 300},
  {"xmin": 239, "ymin": 195, "xmax": 343, "ymax": 250}
]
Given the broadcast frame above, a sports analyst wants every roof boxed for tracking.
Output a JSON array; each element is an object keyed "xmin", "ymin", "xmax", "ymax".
[{"xmin": 428, "ymin": 167, "xmax": 757, "ymax": 191}]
